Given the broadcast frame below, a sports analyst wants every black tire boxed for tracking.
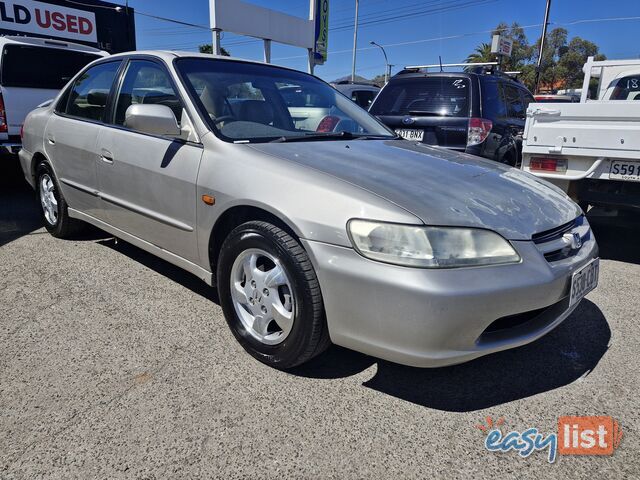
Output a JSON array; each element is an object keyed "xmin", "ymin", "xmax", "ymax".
[
  {"xmin": 35, "ymin": 161, "xmax": 84, "ymax": 238},
  {"xmin": 217, "ymin": 221, "xmax": 330, "ymax": 369}
]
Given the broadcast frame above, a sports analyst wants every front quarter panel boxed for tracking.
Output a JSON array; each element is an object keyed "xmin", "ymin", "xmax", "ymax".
[{"xmin": 195, "ymin": 136, "xmax": 422, "ymax": 269}]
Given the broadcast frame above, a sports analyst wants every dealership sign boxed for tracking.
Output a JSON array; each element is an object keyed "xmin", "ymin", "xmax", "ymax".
[
  {"xmin": 0, "ymin": 0, "xmax": 97, "ymax": 43},
  {"xmin": 491, "ymin": 34, "xmax": 513, "ymax": 57},
  {"xmin": 313, "ymin": 0, "xmax": 329, "ymax": 65}
]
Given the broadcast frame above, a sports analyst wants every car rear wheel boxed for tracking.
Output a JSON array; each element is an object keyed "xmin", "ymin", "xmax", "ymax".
[
  {"xmin": 217, "ymin": 221, "xmax": 330, "ymax": 369},
  {"xmin": 36, "ymin": 162, "xmax": 83, "ymax": 238}
]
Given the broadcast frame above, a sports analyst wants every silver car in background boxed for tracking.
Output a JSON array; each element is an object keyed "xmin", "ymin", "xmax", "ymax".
[{"xmin": 19, "ymin": 52, "xmax": 599, "ymax": 369}]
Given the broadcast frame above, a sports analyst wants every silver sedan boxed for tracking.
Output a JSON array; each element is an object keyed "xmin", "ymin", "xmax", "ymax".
[{"xmin": 19, "ymin": 51, "xmax": 599, "ymax": 369}]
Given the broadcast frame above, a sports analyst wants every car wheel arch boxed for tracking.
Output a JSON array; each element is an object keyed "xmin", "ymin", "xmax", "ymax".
[
  {"xmin": 208, "ymin": 205, "xmax": 302, "ymax": 277},
  {"xmin": 30, "ymin": 151, "xmax": 50, "ymax": 180}
]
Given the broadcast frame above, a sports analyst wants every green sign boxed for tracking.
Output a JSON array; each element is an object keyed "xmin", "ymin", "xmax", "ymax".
[{"xmin": 314, "ymin": 0, "xmax": 329, "ymax": 65}]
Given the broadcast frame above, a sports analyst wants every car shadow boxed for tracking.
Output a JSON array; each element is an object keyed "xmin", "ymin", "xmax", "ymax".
[
  {"xmin": 0, "ymin": 155, "xmax": 42, "ymax": 247},
  {"xmin": 587, "ymin": 209, "xmax": 640, "ymax": 265},
  {"xmin": 291, "ymin": 300, "xmax": 610, "ymax": 412},
  {"xmin": 96, "ymin": 238, "xmax": 219, "ymax": 303}
]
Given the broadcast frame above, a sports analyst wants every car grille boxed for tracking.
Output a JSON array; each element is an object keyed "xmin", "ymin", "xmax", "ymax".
[{"xmin": 532, "ymin": 216, "xmax": 590, "ymax": 262}]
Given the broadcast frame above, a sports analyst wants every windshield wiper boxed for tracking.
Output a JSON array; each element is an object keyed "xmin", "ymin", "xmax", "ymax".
[
  {"xmin": 270, "ymin": 131, "xmax": 355, "ymax": 143},
  {"xmin": 353, "ymin": 134, "xmax": 399, "ymax": 140}
]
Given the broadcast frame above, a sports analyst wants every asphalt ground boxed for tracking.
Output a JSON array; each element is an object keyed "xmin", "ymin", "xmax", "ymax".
[{"xmin": 1, "ymin": 157, "xmax": 639, "ymax": 479}]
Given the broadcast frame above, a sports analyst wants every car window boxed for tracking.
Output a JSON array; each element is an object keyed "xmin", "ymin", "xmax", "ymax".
[
  {"xmin": 480, "ymin": 80, "xmax": 506, "ymax": 118},
  {"xmin": 63, "ymin": 61, "xmax": 121, "ymax": 122},
  {"xmin": 369, "ymin": 77, "xmax": 470, "ymax": 117},
  {"xmin": 610, "ymin": 75, "xmax": 640, "ymax": 100},
  {"xmin": 1, "ymin": 45, "xmax": 101, "ymax": 89},
  {"xmin": 503, "ymin": 84, "xmax": 525, "ymax": 119},
  {"xmin": 521, "ymin": 89, "xmax": 535, "ymax": 110},
  {"xmin": 176, "ymin": 58, "xmax": 393, "ymax": 143},
  {"xmin": 352, "ymin": 90, "xmax": 377, "ymax": 109},
  {"xmin": 114, "ymin": 60, "xmax": 183, "ymax": 128}
]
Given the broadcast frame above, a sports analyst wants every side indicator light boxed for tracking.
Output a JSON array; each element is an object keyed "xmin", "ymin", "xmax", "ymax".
[{"xmin": 202, "ymin": 194, "xmax": 215, "ymax": 205}]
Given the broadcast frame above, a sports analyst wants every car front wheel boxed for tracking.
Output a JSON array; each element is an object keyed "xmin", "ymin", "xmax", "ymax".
[{"xmin": 217, "ymin": 221, "xmax": 330, "ymax": 369}]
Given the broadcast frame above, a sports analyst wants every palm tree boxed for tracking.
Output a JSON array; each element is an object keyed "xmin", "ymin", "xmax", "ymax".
[{"xmin": 466, "ymin": 43, "xmax": 495, "ymax": 64}]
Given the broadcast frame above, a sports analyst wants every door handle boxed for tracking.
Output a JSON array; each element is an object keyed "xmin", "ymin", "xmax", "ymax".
[
  {"xmin": 47, "ymin": 135, "xmax": 55, "ymax": 145},
  {"xmin": 100, "ymin": 149, "xmax": 114, "ymax": 164}
]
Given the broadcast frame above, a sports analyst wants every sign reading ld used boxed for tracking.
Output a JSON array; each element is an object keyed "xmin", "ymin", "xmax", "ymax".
[{"xmin": 0, "ymin": 0, "xmax": 97, "ymax": 43}]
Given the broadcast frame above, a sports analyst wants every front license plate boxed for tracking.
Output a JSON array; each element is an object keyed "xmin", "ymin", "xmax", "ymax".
[
  {"xmin": 569, "ymin": 258, "xmax": 599, "ymax": 308},
  {"xmin": 610, "ymin": 161, "xmax": 640, "ymax": 182},
  {"xmin": 395, "ymin": 128, "xmax": 424, "ymax": 141}
]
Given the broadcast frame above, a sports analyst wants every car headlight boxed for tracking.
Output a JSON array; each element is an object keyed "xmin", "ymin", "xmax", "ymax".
[{"xmin": 347, "ymin": 219, "xmax": 521, "ymax": 268}]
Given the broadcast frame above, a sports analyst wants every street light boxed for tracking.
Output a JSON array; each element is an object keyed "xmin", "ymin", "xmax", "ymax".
[{"xmin": 370, "ymin": 41, "xmax": 391, "ymax": 84}]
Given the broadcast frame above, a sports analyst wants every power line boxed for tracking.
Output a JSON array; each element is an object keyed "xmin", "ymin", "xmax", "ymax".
[{"xmin": 273, "ymin": 14, "xmax": 640, "ymax": 62}]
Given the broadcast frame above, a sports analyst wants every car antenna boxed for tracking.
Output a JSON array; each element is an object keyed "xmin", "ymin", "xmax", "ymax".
[{"xmin": 439, "ymin": 56, "xmax": 443, "ymax": 72}]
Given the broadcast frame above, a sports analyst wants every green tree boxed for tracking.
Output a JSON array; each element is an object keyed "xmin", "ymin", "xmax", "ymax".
[
  {"xmin": 198, "ymin": 44, "xmax": 230, "ymax": 56},
  {"xmin": 371, "ymin": 74, "xmax": 386, "ymax": 86},
  {"xmin": 558, "ymin": 37, "xmax": 605, "ymax": 88},
  {"xmin": 466, "ymin": 42, "xmax": 494, "ymax": 64},
  {"xmin": 467, "ymin": 23, "xmax": 605, "ymax": 92},
  {"xmin": 491, "ymin": 22, "xmax": 535, "ymax": 70}
]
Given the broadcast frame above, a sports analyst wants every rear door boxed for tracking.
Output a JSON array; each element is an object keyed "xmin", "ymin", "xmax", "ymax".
[
  {"xmin": 480, "ymin": 78, "xmax": 507, "ymax": 160},
  {"xmin": 45, "ymin": 60, "xmax": 122, "ymax": 217},
  {"xmin": 0, "ymin": 44, "xmax": 101, "ymax": 138},
  {"xmin": 369, "ymin": 76, "xmax": 471, "ymax": 149},
  {"xmin": 96, "ymin": 58, "xmax": 203, "ymax": 263}
]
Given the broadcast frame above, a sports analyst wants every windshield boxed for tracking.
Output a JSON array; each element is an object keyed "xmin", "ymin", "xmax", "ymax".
[
  {"xmin": 175, "ymin": 58, "xmax": 394, "ymax": 143},
  {"xmin": 370, "ymin": 77, "xmax": 471, "ymax": 117}
]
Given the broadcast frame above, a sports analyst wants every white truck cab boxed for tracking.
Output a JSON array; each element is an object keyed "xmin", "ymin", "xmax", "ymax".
[
  {"xmin": 522, "ymin": 57, "xmax": 640, "ymax": 212},
  {"xmin": 0, "ymin": 35, "xmax": 107, "ymax": 154}
]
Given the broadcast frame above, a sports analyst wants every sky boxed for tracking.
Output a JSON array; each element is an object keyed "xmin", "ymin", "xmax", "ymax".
[{"xmin": 120, "ymin": 0, "xmax": 639, "ymax": 82}]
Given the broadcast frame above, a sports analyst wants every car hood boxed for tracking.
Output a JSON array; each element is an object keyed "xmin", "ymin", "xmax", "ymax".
[{"xmin": 248, "ymin": 140, "xmax": 581, "ymax": 240}]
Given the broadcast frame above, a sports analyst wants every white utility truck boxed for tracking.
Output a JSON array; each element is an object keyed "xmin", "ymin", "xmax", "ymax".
[
  {"xmin": 0, "ymin": 36, "xmax": 107, "ymax": 154},
  {"xmin": 521, "ymin": 56, "xmax": 640, "ymax": 212}
]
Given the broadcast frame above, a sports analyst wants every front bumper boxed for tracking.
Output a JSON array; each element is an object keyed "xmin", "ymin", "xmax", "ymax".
[{"xmin": 302, "ymin": 232, "xmax": 598, "ymax": 368}]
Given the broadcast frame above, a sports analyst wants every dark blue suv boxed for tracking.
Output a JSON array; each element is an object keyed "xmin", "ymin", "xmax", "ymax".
[{"xmin": 369, "ymin": 67, "xmax": 535, "ymax": 166}]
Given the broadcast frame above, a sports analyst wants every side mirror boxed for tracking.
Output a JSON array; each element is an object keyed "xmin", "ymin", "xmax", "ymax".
[{"xmin": 124, "ymin": 104, "xmax": 181, "ymax": 137}]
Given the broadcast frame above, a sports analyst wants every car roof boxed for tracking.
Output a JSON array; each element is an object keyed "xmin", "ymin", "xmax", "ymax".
[
  {"xmin": 0, "ymin": 35, "xmax": 107, "ymax": 55},
  {"xmin": 333, "ymin": 83, "xmax": 380, "ymax": 90},
  {"xmin": 105, "ymin": 50, "xmax": 304, "ymax": 75},
  {"xmin": 390, "ymin": 70, "xmax": 524, "ymax": 86}
]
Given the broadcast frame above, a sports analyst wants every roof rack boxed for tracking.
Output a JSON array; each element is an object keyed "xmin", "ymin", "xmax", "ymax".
[
  {"xmin": 403, "ymin": 62, "xmax": 498, "ymax": 71},
  {"xmin": 333, "ymin": 79, "xmax": 376, "ymax": 86},
  {"xmin": 396, "ymin": 62, "xmax": 522, "ymax": 83}
]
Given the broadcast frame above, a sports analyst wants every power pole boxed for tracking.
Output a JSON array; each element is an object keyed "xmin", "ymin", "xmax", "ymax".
[
  {"xmin": 351, "ymin": 0, "xmax": 359, "ymax": 82},
  {"xmin": 534, "ymin": 0, "xmax": 552, "ymax": 94}
]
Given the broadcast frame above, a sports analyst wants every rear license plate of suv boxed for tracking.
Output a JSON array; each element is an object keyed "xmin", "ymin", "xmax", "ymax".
[
  {"xmin": 395, "ymin": 128, "xmax": 424, "ymax": 141},
  {"xmin": 569, "ymin": 257, "xmax": 599, "ymax": 308},
  {"xmin": 609, "ymin": 161, "xmax": 640, "ymax": 182}
]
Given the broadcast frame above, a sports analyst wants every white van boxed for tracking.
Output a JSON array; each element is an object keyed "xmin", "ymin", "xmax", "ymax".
[{"xmin": 0, "ymin": 35, "xmax": 107, "ymax": 154}]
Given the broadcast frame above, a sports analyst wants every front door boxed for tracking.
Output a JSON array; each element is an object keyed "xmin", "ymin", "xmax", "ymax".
[{"xmin": 96, "ymin": 59, "xmax": 203, "ymax": 263}]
